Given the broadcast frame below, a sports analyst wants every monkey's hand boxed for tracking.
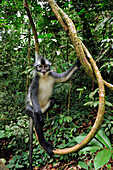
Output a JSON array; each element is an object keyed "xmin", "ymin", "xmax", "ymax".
[
  {"xmin": 35, "ymin": 110, "xmax": 44, "ymax": 125},
  {"xmin": 41, "ymin": 139, "xmax": 55, "ymax": 158},
  {"xmin": 38, "ymin": 113, "xmax": 44, "ymax": 122},
  {"xmin": 38, "ymin": 114, "xmax": 44, "ymax": 127}
]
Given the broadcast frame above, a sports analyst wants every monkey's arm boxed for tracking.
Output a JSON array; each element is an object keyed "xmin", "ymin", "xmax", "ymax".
[{"xmin": 52, "ymin": 60, "xmax": 80, "ymax": 83}]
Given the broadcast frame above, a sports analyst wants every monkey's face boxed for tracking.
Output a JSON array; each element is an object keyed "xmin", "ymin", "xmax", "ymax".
[
  {"xmin": 36, "ymin": 64, "xmax": 51, "ymax": 75},
  {"xmin": 36, "ymin": 64, "xmax": 52, "ymax": 77},
  {"xmin": 34, "ymin": 56, "xmax": 52, "ymax": 76}
]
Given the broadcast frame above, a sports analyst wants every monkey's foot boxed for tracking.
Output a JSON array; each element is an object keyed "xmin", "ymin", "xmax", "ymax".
[{"xmin": 41, "ymin": 140, "xmax": 55, "ymax": 157}]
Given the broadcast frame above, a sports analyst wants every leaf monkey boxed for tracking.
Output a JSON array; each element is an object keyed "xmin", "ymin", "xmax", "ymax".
[{"xmin": 25, "ymin": 55, "xmax": 80, "ymax": 157}]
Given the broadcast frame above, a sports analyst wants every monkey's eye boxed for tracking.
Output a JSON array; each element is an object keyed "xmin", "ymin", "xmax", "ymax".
[
  {"xmin": 44, "ymin": 65, "xmax": 50, "ymax": 70},
  {"xmin": 36, "ymin": 65, "xmax": 42, "ymax": 71}
]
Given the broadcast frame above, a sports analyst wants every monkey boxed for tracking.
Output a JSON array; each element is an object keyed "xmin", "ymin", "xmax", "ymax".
[{"xmin": 25, "ymin": 55, "xmax": 80, "ymax": 157}]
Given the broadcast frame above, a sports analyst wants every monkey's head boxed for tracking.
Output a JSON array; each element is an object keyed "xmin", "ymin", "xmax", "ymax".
[{"xmin": 34, "ymin": 55, "xmax": 52, "ymax": 76}]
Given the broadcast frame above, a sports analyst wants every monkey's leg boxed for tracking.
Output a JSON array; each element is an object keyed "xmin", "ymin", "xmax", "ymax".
[
  {"xmin": 33, "ymin": 112, "xmax": 55, "ymax": 157},
  {"xmin": 41, "ymin": 98, "xmax": 55, "ymax": 114},
  {"xmin": 25, "ymin": 105, "xmax": 34, "ymax": 119}
]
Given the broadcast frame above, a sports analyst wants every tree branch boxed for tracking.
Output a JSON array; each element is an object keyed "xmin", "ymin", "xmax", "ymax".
[
  {"xmin": 48, "ymin": 0, "xmax": 105, "ymax": 155},
  {"xmin": 48, "ymin": 0, "xmax": 68, "ymax": 32},
  {"xmin": 24, "ymin": 0, "xmax": 39, "ymax": 62}
]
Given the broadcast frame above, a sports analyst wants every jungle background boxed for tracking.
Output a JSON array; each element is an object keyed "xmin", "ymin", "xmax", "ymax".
[{"xmin": 0, "ymin": 0, "xmax": 113, "ymax": 169}]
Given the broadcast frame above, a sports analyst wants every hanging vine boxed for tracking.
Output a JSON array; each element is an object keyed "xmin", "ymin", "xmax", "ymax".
[{"xmin": 48, "ymin": 0, "xmax": 105, "ymax": 155}]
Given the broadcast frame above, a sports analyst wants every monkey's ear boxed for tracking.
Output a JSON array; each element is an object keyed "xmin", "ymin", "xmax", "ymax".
[
  {"xmin": 34, "ymin": 59, "xmax": 41, "ymax": 67},
  {"xmin": 45, "ymin": 58, "xmax": 52, "ymax": 66},
  {"xmin": 34, "ymin": 62, "xmax": 37, "ymax": 67},
  {"xmin": 34, "ymin": 54, "xmax": 42, "ymax": 67}
]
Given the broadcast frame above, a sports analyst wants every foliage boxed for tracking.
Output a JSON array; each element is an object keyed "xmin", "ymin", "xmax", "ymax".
[
  {"xmin": 84, "ymin": 88, "xmax": 113, "ymax": 107},
  {"xmin": 77, "ymin": 130, "xmax": 113, "ymax": 169},
  {"xmin": 7, "ymin": 152, "xmax": 29, "ymax": 169}
]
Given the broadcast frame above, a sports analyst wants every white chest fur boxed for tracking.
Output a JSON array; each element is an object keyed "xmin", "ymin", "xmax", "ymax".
[{"xmin": 38, "ymin": 75, "xmax": 55, "ymax": 107}]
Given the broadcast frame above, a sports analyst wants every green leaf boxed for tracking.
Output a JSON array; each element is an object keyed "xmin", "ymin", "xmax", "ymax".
[
  {"xmin": 78, "ymin": 161, "xmax": 88, "ymax": 170},
  {"xmin": 25, "ymin": 137, "xmax": 29, "ymax": 143},
  {"xmin": 94, "ymin": 149, "xmax": 112, "ymax": 169},
  {"xmin": 75, "ymin": 136, "xmax": 102, "ymax": 146},
  {"xmin": 76, "ymin": 136, "xmax": 103, "ymax": 153},
  {"xmin": 18, "ymin": 165, "xmax": 24, "ymax": 168},
  {"xmin": 78, "ymin": 8, "xmax": 85, "ymax": 15},
  {"xmin": 89, "ymin": 138, "xmax": 103, "ymax": 147},
  {"xmin": 0, "ymin": 130, "xmax": 5, "ymax": 138},
  {"xmin": 7, "ymin": 164, "xmax": 14, "ymax": 168},
  {"xmin": 89, "ymin": 88, "xmax": 99, "ymax": 98},
  {"xmin": 111, "ymin": 127, "xmax": 113, "ymax": 134},
  {"xmin": 75, "ymin": 135, "xmax": 86, "ymax": 143},
  {"xmin": 80, "ymin": 146, "xmax": 102, "ymax": 153},
  {"xmin": 84, "ymin": 101, "xmax": 99, "ymax": 107},
  {"xmin": 95, "ymin": 130, "xmax": 112, "ymax": 149},
  {"xmin": 94, "ymin": 101, "xmax": 98, "ymax": 107},
  {"xmin": 64, "ymin": 116, "xmax": 72, "ymax": 123},
  {"xmin": 105, "ymin": 101, "xmax": 113, "ymax": 107}
]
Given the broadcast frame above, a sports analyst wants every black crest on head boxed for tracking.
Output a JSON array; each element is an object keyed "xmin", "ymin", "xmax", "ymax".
[
  {"xmin": 34, "ymin": 55, "xmax": 52, "ymax": 67},
  {"xmin": 41, "ymin": 57, "xmax": 46, "ymax": 65}
]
